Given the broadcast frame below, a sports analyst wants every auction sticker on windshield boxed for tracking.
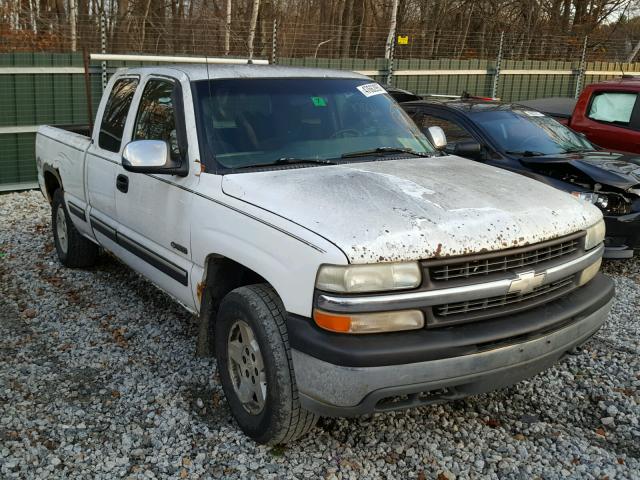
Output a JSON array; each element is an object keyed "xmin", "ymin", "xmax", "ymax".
[{"xmin": 357, "ymin": 83, "xmax": 386, "ymax": 97}]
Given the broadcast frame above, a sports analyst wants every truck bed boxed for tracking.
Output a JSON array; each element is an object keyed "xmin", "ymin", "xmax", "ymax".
[
  {"xmin": 36, "ymin": 125, "xmax": 92, "ymax": 204},
  {"xmin": 516, "ymin": 97, "xmax": 577, "ymax": 119}
]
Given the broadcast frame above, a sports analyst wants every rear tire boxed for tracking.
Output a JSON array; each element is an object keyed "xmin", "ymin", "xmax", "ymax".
[
  {"xmin": 52, "ymin": 189, "xmax": 98, "ymax": 268},
  {"xmin": 215, "ymin": 284, "xmax": 318, "ymax": 444}
]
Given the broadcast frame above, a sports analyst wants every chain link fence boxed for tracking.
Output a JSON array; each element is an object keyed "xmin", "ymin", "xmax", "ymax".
[{"xmin": 2, "ymin": 13, "xmax": 640, "ymax": 190}]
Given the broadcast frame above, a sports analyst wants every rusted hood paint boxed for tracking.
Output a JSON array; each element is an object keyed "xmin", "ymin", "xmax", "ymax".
[{"xmin": 222, "ymin": 156, "xmax": 603, "ymax": 263}]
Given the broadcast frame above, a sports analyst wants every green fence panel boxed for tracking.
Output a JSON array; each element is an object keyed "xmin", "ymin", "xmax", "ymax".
[
  {"xmin": 2, "ymin": 53, "xmax": 640, "ymax": 190},
  {"xmin": 0, "ymin": 132, "xmax": 37, "ymax": 186}
]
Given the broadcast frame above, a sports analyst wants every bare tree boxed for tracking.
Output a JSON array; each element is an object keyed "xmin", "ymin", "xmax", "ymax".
[
  {"xmin": 224, "ymin": 0, "xmax": 231, "ymax": 55},
  {"xmin": 248, "ymin": 0, "xmax": 261, "ymax": 59},
  {"xmin": 385, "ymin": 0, "xmax": 399, "ymax": 59}
]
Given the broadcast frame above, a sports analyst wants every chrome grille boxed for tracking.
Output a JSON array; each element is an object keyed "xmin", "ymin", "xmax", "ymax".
[
  {"xmin": 430, "ymin": 239, "xmax": 579, "ymax": 282},
  {"xmin": 434, "ymin": 276, "xmax": 575, "ymax": 317}
]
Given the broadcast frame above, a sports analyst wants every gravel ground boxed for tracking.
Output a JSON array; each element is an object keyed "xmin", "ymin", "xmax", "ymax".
[{"xmin": 1, "ymin": 190, "xmax": 639, "ymax": 480}]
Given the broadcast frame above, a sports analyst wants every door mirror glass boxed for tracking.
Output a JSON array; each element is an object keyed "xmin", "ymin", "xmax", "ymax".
[
  {"xmin": 122, "ymin": 140, "xmax": 171, "ymax": 173},
  {"xmin": 453, "ymin": 140, "xmax": 482, "ymax": 158},
  {"xmin": 427, "ymin": 126, "xmax": 447, "ymax": 149}
]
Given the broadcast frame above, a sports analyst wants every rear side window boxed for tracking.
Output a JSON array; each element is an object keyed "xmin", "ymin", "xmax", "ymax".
[
  {"xmin": 98, "ymin": 78, "xmax": 139, "ymax": 152},
  {"xmin": 587, "ymin": 92, "xmax": 637, "ymax": 125},
  {"xmin": 133, "ymin": 79, "xmax": 180, "ymax": 159}
]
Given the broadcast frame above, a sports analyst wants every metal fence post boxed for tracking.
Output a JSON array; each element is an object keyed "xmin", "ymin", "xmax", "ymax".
[
  {"xmin": 575, "ymin": 36, "xmax": 588, "ymax": 98},
  {"xmin": 271, "ymin": 19, "xmax": 277, "ymax": 64},
  {"xmin": 100, "ymin": 11, "xmax": 107, "ymax": 91},
  {"xmin": 491, "ymin": 32, "xmax": 504, "ymax": 99}
]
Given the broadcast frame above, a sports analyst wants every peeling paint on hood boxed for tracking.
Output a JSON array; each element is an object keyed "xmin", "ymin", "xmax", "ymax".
[{"xmin": 221, "ymin": 156, "xmax": 603, "ymax": 263}]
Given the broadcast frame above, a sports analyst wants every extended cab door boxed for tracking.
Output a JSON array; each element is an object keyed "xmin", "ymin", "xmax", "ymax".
[
  {"xmin": 85, "ymin": 76, "xmax": 139, "ymax": 253},
  {"xmin": 572, "ymin": 90, "xmax": 640, "ymax": 153},
  {"xmin": 114, "ymin": 74, "xmax": 197, "ymax": 309}
]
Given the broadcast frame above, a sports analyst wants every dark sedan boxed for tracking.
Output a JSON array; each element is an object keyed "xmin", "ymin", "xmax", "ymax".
[{"xmin": 398, "ymin": 97, "xmax": 640, "ymax": 258}]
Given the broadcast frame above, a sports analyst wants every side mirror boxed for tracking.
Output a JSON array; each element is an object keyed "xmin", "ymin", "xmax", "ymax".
[
  {"xmin": 122, "ymin": 140, "xmax": 187, "ymax": 176},
  {"xmin": 452, "ymin": 140, "xmax": 483, "ymax": 158},
  {"xmin": 426, "ymin": 126, "xmax": 447, "ymax": 150}
]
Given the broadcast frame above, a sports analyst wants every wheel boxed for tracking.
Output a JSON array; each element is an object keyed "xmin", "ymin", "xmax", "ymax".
[
  {"xmin": 215, "ymin": 284, "xmax": 318, "ymax": 444},
  {"xmin": 51, "ymin": 189, "xmax": 99, "ymax": 268}
]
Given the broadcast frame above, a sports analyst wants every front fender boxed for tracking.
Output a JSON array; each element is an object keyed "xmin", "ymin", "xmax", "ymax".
[{"xmin": 190, "ymin": 185, "xmax": 348, "ymax": 317}]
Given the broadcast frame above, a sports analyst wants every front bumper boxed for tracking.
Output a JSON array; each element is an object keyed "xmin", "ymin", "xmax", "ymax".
[
  {"xmin": 290, "ymin": 274, "xmax": 613, "ymax": 417},
  {"xmin": 604, "ymin": 211, "xmax": 640, "ymax": 258}
]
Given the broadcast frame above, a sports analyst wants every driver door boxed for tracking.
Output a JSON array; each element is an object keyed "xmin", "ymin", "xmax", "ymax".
[{"xmin": 114, "ymin": 76, "xmax": 197, "ymax": 308}]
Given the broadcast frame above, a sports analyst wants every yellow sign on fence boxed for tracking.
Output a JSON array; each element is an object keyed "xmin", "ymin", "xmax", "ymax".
[{"xmin": 397, "ymin": 35, "xmax": 409, "ymax": 45}]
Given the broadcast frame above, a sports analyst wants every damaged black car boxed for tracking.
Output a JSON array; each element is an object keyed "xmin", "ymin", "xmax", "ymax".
[{"xmin": 398, "ymin": 97, "xmax": 640, "ymax": 258}]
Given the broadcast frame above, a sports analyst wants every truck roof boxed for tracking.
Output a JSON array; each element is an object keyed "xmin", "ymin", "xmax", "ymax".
[
  {"xmin": 582, "ymin": 76, "xmax": 640, "ymax": 90},
  {"xmin": 115, "ymin": 64, "xmax": 370, "ymax": 82},
  {"xmin": 402, "ymin": 97, "xmax": 515, "ymax": 112}
]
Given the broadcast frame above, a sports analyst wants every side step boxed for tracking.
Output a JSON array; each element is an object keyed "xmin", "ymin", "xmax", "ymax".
[{"xmin": 604, "ymin": 246, "xmax": 634, "ymax": 259}]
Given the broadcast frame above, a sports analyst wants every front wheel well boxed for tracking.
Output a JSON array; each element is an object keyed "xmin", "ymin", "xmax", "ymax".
[{"xmin": 195, "ymin": 255, "xmax": 269, "ymax": 357}]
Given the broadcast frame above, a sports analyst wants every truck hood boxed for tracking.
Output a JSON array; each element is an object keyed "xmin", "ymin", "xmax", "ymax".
[
  {"xmin": 221, "ymin": 156, "xmax": 602, "ymax": 263},
  {"xmin": 521, "ymin": 151, "xmax": 640, "ymax": 191}
]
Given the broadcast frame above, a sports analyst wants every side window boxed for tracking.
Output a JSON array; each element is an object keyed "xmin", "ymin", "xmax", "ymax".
[
  {"xmin": 587, "ymin": 92, "xmax": 637, "ymax": 126},
  {"xmin": 133, "ymin": 79, "xmax": 180, "ymax": 159},
  {"xmin": 98, "ymin": 78, "xmax": 139, "ymax": 152},
  {"xmin": 412, "ymin": 112, "xmax": 474, "ymax": 145}
]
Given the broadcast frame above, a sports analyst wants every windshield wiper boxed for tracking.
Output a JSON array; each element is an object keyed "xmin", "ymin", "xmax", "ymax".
[
  {"xmin": 341, "ymin": 147, "xmax": 433, "ymax": 159},
  {"xmin": 235, "ymin": 157, "xmax": 338, "ymax": 169},
  {"xmin": 505, "ymin": 150, "xmax": 546, "ymax": 157},
  {"xmin": 563, "ymin": 147, "xmax": 592, "ymax": 154}
]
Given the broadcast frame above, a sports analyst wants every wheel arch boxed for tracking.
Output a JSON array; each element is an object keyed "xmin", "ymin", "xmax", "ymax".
[
  {"xmin": 195, "ymin": 253, "xmax": 273, "ymax": 357},
  {"xmin": 43, "ymin": 166, "xmax": 63, "ymax": 203}
]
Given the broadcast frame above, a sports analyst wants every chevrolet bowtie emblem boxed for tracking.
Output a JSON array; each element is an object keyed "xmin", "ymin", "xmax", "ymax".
[{"xmin": 508, "ymin": 270, "xmax": 546, "ymax": 295}]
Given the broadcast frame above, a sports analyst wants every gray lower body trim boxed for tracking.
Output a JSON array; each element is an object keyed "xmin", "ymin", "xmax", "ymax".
[
  {"xmin": 604, "ymin": 246, "xmax": 634, "ymax": 259},
  {"xmin": 67, "ymin": 201, "xmax": 86, "ymax": 222},
  {"xmin": 89, "ymin": 215, "xmax": 188, "ymax": 286},
  {"xmin": 293, "ymin": 299, "xmax": 611, "ymax": 417}
]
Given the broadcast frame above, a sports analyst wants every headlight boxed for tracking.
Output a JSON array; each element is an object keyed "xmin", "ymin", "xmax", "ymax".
[
  {"xmin": 571, "ymin": 191, "xmax": 609, "ymax": 209},
  {"xmin": 313, "ymin": 309, "xmax": 424, "ymax": 334},
  {"xmin": 584, "ymin": 219, "xmax": 606, "ymax": 250},
  {"xmin": 316, "ymin": 262, "xmax": 421, "ymax": 293}
]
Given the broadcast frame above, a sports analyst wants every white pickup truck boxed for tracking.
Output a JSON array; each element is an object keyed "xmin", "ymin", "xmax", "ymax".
[{"xmin": 36, "ymin": 65, "xmax": 613, "ymax": 445}]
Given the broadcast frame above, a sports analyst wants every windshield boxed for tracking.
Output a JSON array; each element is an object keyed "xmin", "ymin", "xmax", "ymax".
[
  {"xmin": 193, "ymin": 78, "xmax": 434, "ymax": 169},
  {"xmin": 471, "ymin": 108, "xmax": 594, "ymax": 155}
]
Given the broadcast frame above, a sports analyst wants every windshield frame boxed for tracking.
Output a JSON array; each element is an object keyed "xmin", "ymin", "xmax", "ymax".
[
  {"xmin": 191, "ymin": 77, "xmax": 436, "ymax": 174},
  {"xmin": 467, "ymin": 106, "xmax": 595, "ymax": 157}
]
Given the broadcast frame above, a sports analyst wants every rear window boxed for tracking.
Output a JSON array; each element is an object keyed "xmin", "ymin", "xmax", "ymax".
[
  {"xmin": 587, "ymin": 92, "xmax": 637, "ymax": 125},
  {"xmin": 98, "ymin": 78, "xmax": 139, "ymax": 153}
]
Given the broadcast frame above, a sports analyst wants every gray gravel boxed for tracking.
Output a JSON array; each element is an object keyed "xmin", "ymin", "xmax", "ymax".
[{"xmin": 1, "ymin": 189, "xmax": 639, "ymax": 479}]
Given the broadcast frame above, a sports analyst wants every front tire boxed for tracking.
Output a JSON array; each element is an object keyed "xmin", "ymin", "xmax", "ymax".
[
  {"xmin": 52, "ymin": 189, "xmax": 98, "ymax": 268},
  {"xmin": 215, "ymin": 284, "xmax": 318, "ymax": 444}
]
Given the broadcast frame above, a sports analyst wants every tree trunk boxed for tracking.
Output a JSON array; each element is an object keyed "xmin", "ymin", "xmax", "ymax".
[
  {"xmin": 385, "ymin": 0, "xmax": 399, "ymax": 59},
  {"xmin": 69, "ymin": 0, "xmax": 77, "ymax": 51},
  {"xmin": 341, "ymin": 0, "xmax": 354, "ymax": 57},
  {"xmin": 248, "ymin": 0, "xmax": 261, "ymax": 59},
  {"xmin": 224, "ymin": 0, "xmax": 231, "ymax": 55},
  {"xmin": 457, "ymin": 3, "xmax": 473, "ymax": 58},
  {"xmin": 627, "ymin": 39, "xmax": 640, "ymax": 63}
]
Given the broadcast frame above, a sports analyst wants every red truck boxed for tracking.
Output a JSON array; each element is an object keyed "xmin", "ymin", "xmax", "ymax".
[{"xmin": 520, "ymin": 77, "xmax": 640, "ymax": 153}]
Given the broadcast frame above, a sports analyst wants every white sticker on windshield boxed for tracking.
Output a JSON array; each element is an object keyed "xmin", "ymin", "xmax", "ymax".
[
  {"xmin": 357, "ymin": 83, "xmax": 386, "ymax": 97},
  {"xmin": 522, "ymin": 110, "xmax": 545, "ymax": 117}
]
